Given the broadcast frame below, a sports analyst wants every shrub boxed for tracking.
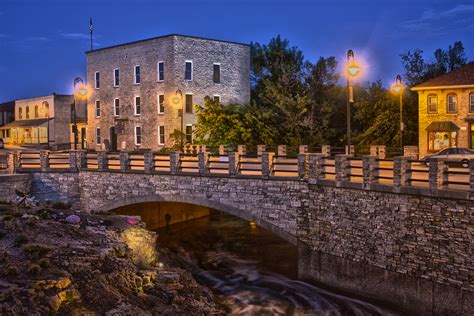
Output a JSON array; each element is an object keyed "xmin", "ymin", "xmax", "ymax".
[
  {"xmin": 51, "ymin": 202, "xmax": 70, "ymax": 210},
  {"xmin": 22, "ymin": 243, "xmax": 51, "ymax": 259},
  {"xmin": 5, "ymin": 265, "xmax": 19, "ymax": 276},
  {"xmin": 6, "ymin": 211, "xmax": 23, "ymax": 218},
  {"xmin": 14, "ymin": 235, "xmax": 29, "ymax": 247},
  {"xmin": 39, "ymin": 258, "xmax": 50, "ymax": 268},
  {"xmin": 27, "ymin": 264, "xmax": 41, "ymax": 275}
]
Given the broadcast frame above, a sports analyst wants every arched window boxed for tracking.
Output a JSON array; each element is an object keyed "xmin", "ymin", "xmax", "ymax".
[
  {"xmin": 427, "ymin": 94, "xmax": 438, "ymax": 113},
  {"xmin": 446, "ymin": 93, "xmax": 457, "ymax": 113},
  {"xmin": 469, "ymin": 93, "xmax": 474, "ymax": 113}
]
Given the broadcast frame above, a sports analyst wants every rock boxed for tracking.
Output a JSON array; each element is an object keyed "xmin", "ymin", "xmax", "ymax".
[
  {"xmin": 48, "ymin": 295, "xmax": 62, "ymax": 311},
  {"xmin": 126, "ymin": 216, "xmax": 139, "ymax": 225},
  {"xmin": 66, "ymin": 215, "xmax": 81, "ymax": 225}
]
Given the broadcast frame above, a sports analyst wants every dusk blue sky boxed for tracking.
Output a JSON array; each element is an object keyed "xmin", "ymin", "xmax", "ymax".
[{"xmin": 0, "ymin": 0, "xmax": 473, "ymax": 102}]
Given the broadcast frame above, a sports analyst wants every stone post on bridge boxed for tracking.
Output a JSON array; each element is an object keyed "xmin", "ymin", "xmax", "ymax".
[
  {"xmin": 470, "ymin": 159, "xmax": 474, "ymax": 197},
  {"xmin": 277, "ymin": 145, "xmax": 287, "ymax": 157},
  {"xmin": 228, "ymin": 151, "xmax": 238, "ymax": 177},
  {"xmin": 299, "ymin": 145, "xmax": 308, "ymax": 154},
  {"xmin": 40, "ymin": 150, "xmax": 50, "ymax": 172},
  {"xmin": 143, "ymin": 152, "xmax": 154, "ymax": 173},
  {"xmin": 428, "ymin": 158, "xmax": 448, "ymax": 190},
  {"xmin": 237, "ymin": 145, "xmax": 246, "ymax": 156},
  {"xmin": 261, "ymin": 152, "xmax": 272, "ymax": 178},
  {"xmin": 298, "ymin": 153, "xmax": 307, "ymax": 179},
  {"xmin": 97, "ymin": 151, "xmax": 108, "ymax": 171},
  {"xmin": 170, "ymin": 152, "xmax": 180, "ymax": 175},
  {"xmin": 321, "ymin": 145, "xmax": 330, "ymax": 157},
  {"xmin": 69, "ymin": 151, "xmax": 78, "ymax": 171},
  {"xmin": 308, "ymin": 153, "xmax": 324, "ymax": 184},
  {"xmin": 119, "ymin": 151, "xmax": 130, "ymax": 171},
  {"xmin": 335, "ymin": 154, "xmax": 349, "ymax": 186},
  {"xmin": 257, "ymin": 145, "xmax": 266, "ymax": 157},
  {"xmin": 7, "ymin": 151, "xmax": 17, "ymax": 174},
  {"xmin": 198, "ymin": 151, "xmax": 208, "ymax": 175},
  {"xmin": 362, "ymin": 155, "xmax": 378, "ymax": 189},
  {"xmin": 393, "ymin": 156, "xmax": 410, "ymax": 190},
  {"xmin": 75, "ymin": 150, "xmax": 87, "ymax": 171}
]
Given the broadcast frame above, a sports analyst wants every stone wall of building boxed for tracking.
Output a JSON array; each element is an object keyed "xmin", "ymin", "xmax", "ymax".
[{"xmin": 0, "ymin": 174, "xmax": 31, "ymax": 203}]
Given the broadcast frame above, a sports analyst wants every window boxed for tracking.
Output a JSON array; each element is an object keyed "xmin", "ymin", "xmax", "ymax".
[
  {"xmin": 34, "ymin": 105, "xmax": 39, "ymax": 118},
  {"xmin": 113, "ymin": 68, "xmax": 120, "ymax": 87},
  {"xmin": 95, "ymin": 100, "xmax": 101, "ymax": 117},
  {"xmin": 134, "ymin": 65, "xmax": 141, "ymax": 84},
  {"xmin": 157, "ymin": 62, "xmax": 164, "ymax": 81},
  {"xmin": 427, "ymin": 95, "xmax": 438, "ymax": 113},
  {"xmin": 185, "ymin": 125, "xmax": 193, "ymax": 144},
  {"xmin": 96, "ymin": 128, "xmax": 101, "ymax": 145},
  {"xmin": 95, "ymin": 71, "xmax": 100, "ymax": 89},
  {"xmin": 470, "ymin": 94, "xmax": 474, "ymax": 113},
  {"xmin": 114, "ymin": 98, "xmax": 120, "ymax": 116},
  {"xmin": 158, "ymin": 125, "xmax": 165, "ymax": 145},
  {"xmin": 135, "ymin": 126, "xmax": 142, "ymax": 145},
  {"xmin": 213, "ymin": 63, "xmax": 220, "ymax": 83},
  {"xmin": 447, "ymin": 94, "xmax": 457, "ymax": 113},
  {"xmin": 213, "ymin": 95, "xmax": 221, "ymax": 104},
  {"xmin": 185, "ymin": 61, "xmax": 193, "ymax": 81},
  {"xmin": 158, "ymin": 94, "xmax": 165, "ymax": 114},
  {"xmin": 134, "ymin": 96, "xmax": 141, "ymax": 115},
  {"xmin": 18, "ymin": 107, "xmax": 22, "ymax": 120},
  {"xmin": 428, "ymin": 131, "xmax": 457, "ymax": 152},
  {"xmin": 26, "ymin": 106, "xmax": 30, "ymax": 119},
  {"xmin": 185, "ymin": 94, "xmax": 193, "ymax": 113}
]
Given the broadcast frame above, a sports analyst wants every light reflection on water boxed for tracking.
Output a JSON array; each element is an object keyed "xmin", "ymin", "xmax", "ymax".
[{"xmin": 156, "ymin": 211, "xmax": 398, "ymax": 315}]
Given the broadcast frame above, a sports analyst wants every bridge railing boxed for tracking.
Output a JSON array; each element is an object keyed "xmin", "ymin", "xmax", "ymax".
[{"xmin": 10, "ymin": 149, "xmax": 474, "ymax": 198}]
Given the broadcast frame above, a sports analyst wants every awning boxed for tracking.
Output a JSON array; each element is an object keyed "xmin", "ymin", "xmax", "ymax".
[
  {"xmin": 0, "ymin": 118, "xmax": 51, "ymax": 129},
  {"xmin": 425, "ymin": 121, "xmax": 460, "ymax": 132}
]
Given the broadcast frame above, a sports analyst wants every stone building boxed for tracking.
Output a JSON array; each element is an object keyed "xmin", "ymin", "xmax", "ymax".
[
  {"xmin": 85, "ymin": 34, "xmax": 250, "ymax": 151},
  {"xmin": 412, "ymin": 62, "xmax": 474, "ymax": 158},
  {"xmin": 0, "ymin": 101, "xmax": 15, "ymax": 143}
]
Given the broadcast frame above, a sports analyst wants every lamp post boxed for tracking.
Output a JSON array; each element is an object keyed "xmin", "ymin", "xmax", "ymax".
[
  {"xmin": 40, "ymin": 101, "xmax": 49, "ymax": 150},
  {"xmin": 391, "ymin": 74, "xmax": 404, "ymax": 155},
  {"xmin": 73, "ymin": 77, "xmax": 88, "ymax": 150},
  {"xmin": 172, "ymin": 89, "xmax": 184, "ymax": 152},
  {"xmin": 345, "ymin": 49, "xmax": 361, "ymax": 155}
]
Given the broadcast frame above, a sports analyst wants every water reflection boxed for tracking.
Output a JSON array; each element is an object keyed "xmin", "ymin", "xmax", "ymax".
[{"xmin": 156, "ymin": 211, "xmax": 398, "ymax": 315}]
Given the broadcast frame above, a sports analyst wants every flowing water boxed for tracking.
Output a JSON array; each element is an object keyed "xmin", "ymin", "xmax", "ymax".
[{"xmin": 155, "ymin": 211, "xmax": 398, "ymax": 315}]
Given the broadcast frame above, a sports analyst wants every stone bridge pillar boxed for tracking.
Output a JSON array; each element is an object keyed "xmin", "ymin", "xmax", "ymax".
[
  {"xmin": 144, "ymin": 152, "xmax": 154, "ymax": 173},
  {"xmin": 393, "ymin": 156, "xmax": 410, "ymax": 189},
  {"xmin": 308, "ymin": 153, "xmax": 324, "ymax": 184},
  {"xmin": 40, "ymin": 150, "xmax": 50, "ymax": 172},
  {"xmin": 76, "ymin": 150, "xmax": 87, "ymax": 170},
  {"xmin": 321, "ymin": 145, "xmax": 330, "ymax": 157},
  {"xmin": 7, "ymin": 151, "xmax": 17, "ymax": 174},
  {"xmin": 97, "ymin": 151, "xmax": 108, "ymax": 171},
  {"xmin": 120, "ymin": 151, "xmax": 130, "ymax": 171},
  {"xmin": 335, "ymin": 154, "xmax": 349, "ymax": 186},
  {"xmin": 261, "ymin": 152, "xmax": 272, "ymax": 178},
  {"xmin": 257, "ymin": 145, "xmax": 266, "ymax": 157},
  {"xmin": 198, "ymin": 152, "xmax": 208, "ymax": 175},
  {"xmin": 429, "ymin": 158, "xmax": 448, "ymax": 190},
  {"xmin": 170, "ymin": 152, "xmax": 180, "ymax": 175},
  {"xmin": 228, "ymin": 152, "xmax": 238, "ymax": 177},
  {"xmin": 298, "ymin": 153, "xmax": 307, "ymax": 179},
  {"xmin": 362, "ymin": 155, "xmax": 378, "ymax": 189}
]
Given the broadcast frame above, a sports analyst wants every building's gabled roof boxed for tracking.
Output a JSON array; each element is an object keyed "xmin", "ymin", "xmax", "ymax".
[
  {"xmin": 411, "ymin": 62, "xmax": 474, "ymax": 91},
  {"xmin": 86, "ymin": 33, "xmax": 250, "ymax": 55}
]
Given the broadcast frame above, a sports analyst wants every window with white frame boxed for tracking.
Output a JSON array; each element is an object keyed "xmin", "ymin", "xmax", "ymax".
[
  {"xmin": 114, "ymin": 98, "xmax": 120, "ymax": 116},
  {"xmin": 185, "ymin": 124, "xmax": 193, "ymax": 144},
  {"xmin": 96, "ymin": 128, "xmax": 101, "ymax": 145},
  {"xmin": 427, "ymin": 94, "xmax": 438, "ymax": 113},
  {"xmin": 158, "ymin": 125, "xmax": 165, "ymax": 145},
  {"xmin": 185, "ymin": 61, "xmax": 193, "ymax": 81},
  {"xmin": 135, "ymin": 126, "xmax": 142, "ymax": 145},
  {"xmin": 113, "ymin": 68, "xmax": 120, "ymax": 87},
  {"xmin": 95, "ymin": 100, "xmax": 101, "ymax": 117},
  {"xmin": 134, "ymin": 65, "xmax": 141, "ymax": 84},
  {"xmin": 447, "ymin": 94, "xmax": 457, "ymax": 113},
  {"xmin": 470, "ymin": 94, "xmax": 474, "ymax": 113},
  {"xmin": 213, "ymin": 63, "xmax": 220, "ymax": 83},
  {"xmin": 157, "ymin": 62, "xmax": 164, "ymax": 81},
  {"xmin": 158, "ymin": 94, "xmax": 165, "ymax": 114},
  {"xmin": 213, "ymin": 95, "xmax": 221, "ymax": 104},
  {"xmin": 95, "ymin": 71, "xmax": 100, "ymax": 89},
  {"xmin": 134, "ymin": 96, "xmax": 141, "ymax": 115}
]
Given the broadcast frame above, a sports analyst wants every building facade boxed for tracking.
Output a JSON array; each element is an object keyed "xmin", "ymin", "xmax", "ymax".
[
  {"xmin": 0, "ymin": 94, "xmax": 87, "ymax": 150},
  {"xmin": 0, "ymin": 101, "xmax": 15, "ymax": 143},
  {"xmin": 412, "ymin": 62, "xmax": 474, "ymax": 158},
  {"xmin": 86, "ymin": 34, "xmax": 250, "ymax": 151}
]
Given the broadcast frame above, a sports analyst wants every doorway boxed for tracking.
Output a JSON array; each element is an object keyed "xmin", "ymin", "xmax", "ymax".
[
  {"xmin": 81, "ymin": 127, "xmax": 86, "ymax": 149},
  {"xmin": 110, "ymin": 126, "xmax": 118, "ymax": 151},
  {"xmin": 470, "ymin": 123, "xmax": 474, "ymax": 150}
]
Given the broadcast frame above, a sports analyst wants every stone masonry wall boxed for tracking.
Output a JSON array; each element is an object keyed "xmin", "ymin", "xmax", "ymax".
[
  {"xmin": 0, "ymin": 174, "xmax": 31, "ymax": 203},
  {"xmin": 30, "ymin": 173, "xmax": 80, "ymax": 208}
]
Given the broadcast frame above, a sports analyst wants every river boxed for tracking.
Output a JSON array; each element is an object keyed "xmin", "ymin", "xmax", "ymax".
[{"xmin": 155, "ymin": 211, "xmax": 398, "ymax": 315}]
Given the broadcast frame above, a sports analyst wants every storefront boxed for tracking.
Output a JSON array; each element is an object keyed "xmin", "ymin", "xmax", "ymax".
[
  {"xmin": 426, "ymin": 121, "xmax": 459, "ymax": 153},
  {"xmin": 1, "ymin": 118, "xmax": 50, "ymax": 145}
]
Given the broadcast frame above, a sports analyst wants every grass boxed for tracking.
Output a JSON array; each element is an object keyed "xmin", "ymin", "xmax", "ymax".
[
  {"xmin": 14, "ymin": 235, "xmax": 29, "ymax": 247},
  {"xmin": 4, "ymin": 264, "xmax": 19, "ymax": 276},
  {"xmin": 27, "ymin": 263, "xmax": 41, "ymax": 275},
  {"xmin": 22, "ymin": 243, "xmax": 51, "ymax": 259}
]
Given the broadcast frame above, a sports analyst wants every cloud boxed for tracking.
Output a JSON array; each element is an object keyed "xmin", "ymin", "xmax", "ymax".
[
  {"xmin": 25, "ymin": 36, "xmax": 49, "ymax": 42},
  {"xmin": 61, "ymin": 32, "xmax": 89, "ymax": 40}
]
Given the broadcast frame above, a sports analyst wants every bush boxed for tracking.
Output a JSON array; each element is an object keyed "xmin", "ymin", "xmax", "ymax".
[
  {"xmin": 14, "ymin": 235, "xmax": 29, "ymax": 247},
  {"xmin": 5, "ymin": 264, "xmax": 19, "ymax": 276},
  {"xmin": 39, "ymin": 258, "xmax": 50, "ymax": 268},
  {"xmin": 22, "ymin": 243, "xmax": 51, "ymax": 259},
  {"xmin": 27, "ymin": 264, "xmax": 41, "ymax": 275},
  {"xmin": 51, "ymin": 202, "xmax": 70, "ymax": 210},
  {"xmin": 6, "ymin": 211, "xmax": 23, "ymax": 218}
]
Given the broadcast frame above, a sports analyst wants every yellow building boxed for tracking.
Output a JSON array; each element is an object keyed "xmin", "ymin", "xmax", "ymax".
[{"xmin": 412, "ymin": 62, "xmax": 474, "ymax": 158}]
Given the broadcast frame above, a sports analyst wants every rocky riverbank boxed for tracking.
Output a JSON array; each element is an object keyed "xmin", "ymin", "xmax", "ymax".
[{"xmin": 0, "ymin": 202, "xmax": 224, "ymax": 315}]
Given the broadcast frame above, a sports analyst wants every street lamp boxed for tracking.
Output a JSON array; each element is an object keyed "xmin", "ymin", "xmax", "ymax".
[
  {"xmin": 40, "ymin": 101, "xmax": 49, "ymax": 150},
  {"xmin": 391, "ymin": 74, "xmax": 404, "ymax": 155},
  {"xmin": 345, "ymin": 49, "xmax": 361, "ymax": 155},
  {"xmin": 172, "ymin": 89, "xmax": 184, "ymax": 152},
  {"xmin": 73, "ymin": 77, "xmax": 88, "ymax": 150}
]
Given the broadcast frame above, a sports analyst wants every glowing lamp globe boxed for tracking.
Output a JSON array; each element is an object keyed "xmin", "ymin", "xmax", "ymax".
[
  {"xmin": 391, "ymin": 83, "xmax": 403, "ymax": 94},
  {"xmin": 346, "ymin": 64, "xmax": 361, "ymax": 77}
]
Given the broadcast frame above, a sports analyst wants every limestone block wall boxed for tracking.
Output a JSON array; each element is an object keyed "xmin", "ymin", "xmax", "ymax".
[
  {"xmin": 0, "ymin": 174, "xmax": 31, "ymax": 203},
  {"xmin": 30, "ymin": 173, "xmax": 80, "ymax": 207}
]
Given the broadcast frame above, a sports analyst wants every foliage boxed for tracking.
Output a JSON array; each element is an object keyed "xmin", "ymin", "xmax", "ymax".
[{"xmin": 27, "ymin": 263, "xmax": 41, "ymax": 275}]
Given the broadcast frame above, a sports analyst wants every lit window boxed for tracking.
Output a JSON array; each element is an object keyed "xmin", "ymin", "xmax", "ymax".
[
  {"xmin": 427, "ymin": 95, "xmax": 438, "ymax": 113},
  {"xmin": 26, "ymin": 106, "xmax": 30, "ymax": 119},
  {"xmin": 470, "ymin": 94, "xmax": 474, "ymax": 113},
  {"xmin": 35, "ymin": 105, "xmax": 39, "ymax": 118},
  {"xmin": 134, "ymin": 96, "xmax": 141, "ymax": 115},
  {"xmin": 95, "ymin": 100, "xmax": 101, "ymax": 117},
  {"xmin": 158, "ymin": 125, "xmax": 165, "ymax": 145},
  {"xmin": 158, "ymin": 62, "xmax": 164, "ymax": 81},
  {"xmin": 213, "ymin": 63, "xmax": 220, "ymax": 83},
  {"xmin": 95, "ymin": 72, "xmax": 100, "ymax": 89},
  {"xmin": 113, "ymin": 68, "xmax": 120, "ymax": 87},
  {"xmin": 135, "ymin": 126, "xmax": 142, "ymax": 145},
  {"xmin": 134, "ymin": 65, "xmax": 141, "ymax": 84},
  {"xmin": 185, "ymin": 61, "xmax": 193, "ymax": 81},
  {"xmin": 114, "ymin": 98, "xmax": 120, "ymax": 116},
  {"xmin": 185, "ymin": 125, "xmax": 193, "ymax": 144},
  {"xmin": 185, "ymin": 94, "xmax": 193, "ymax": 113},
  {"xmin": 96, "ymin": 128, "xmax": 101, "ymax": 145},
  {"xmin": 158, "ymin": 94, "xmax": 165, "ymax": 114},
  {"xmin": 447, "ymin": 94, "xmax": 457, "ymax": 113}
]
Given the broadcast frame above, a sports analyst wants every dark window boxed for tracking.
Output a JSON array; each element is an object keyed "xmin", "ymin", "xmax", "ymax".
[
  {"xmin": 185, "ymin": 125, "xmax": 193, "ymax": 144},
  {"xmin": 95, "ymin": 100, "xmax": 101, "ymax": 117},
  {"xmin": 213, "ymin": 64, "xmax": 220, "ymax": 83},
  {"xmin": 213, "ymin": 95, "xmax": 220, "ymax": 104},
  {"xmin": 26, "ymin": 106, "xmax": 30, "ymax": 119},
  {"xmin": 470, "ymin": 94, "xmax": 474, "ymax": 113},
  {"xmin": 185, "ymin": 61, "xmax": 192, "ymax": 80},
  {"xmin": 96, "ymin": 128, "xmax": 101, "ymax": 145},
  {"xmin": 35, "ymin": 105, "xmax": 39, "ymax": 118},
  {"xmin": 158, "ymin": 62, "xmax": 164, "ymax": 81},
  {"xmin": 447, "ymin": 94, "xmax": 457, "ymax": 113},
  {"xmin": 427, "ymin": 95, "xmax": 438, "ymax": 113},
  {"xmin": 114, "ymin": 68, "xmax": 120, "ymax": 86},
  {"xmin": 95, "ymin": 72, "xmax": 100, "ymax": 89},
  {"xmin": 158, "ymin": 94, "xmax": 165, "ymax": 114},
  {"xmin": 135, "ymin": 96, "xmax": 141, "ymax": 115},
  {"xmin": 159, "ymin": 125, "xmax": 165, "ymax": 145},
  {"xmin": 134, "ymin": 66, "xmax": 141, "ymax": 84},
  {"xmin": 114, "ymin": 98, "xmax": 120, "ymax": 116},
  {"xmin": 19, "ymin": 107, "xmax": 22, "ymax": 119},
  {"xmin": 185, "ymin": 94, "xmax": 193, "ymax": 113},
  {"xmin": 135, "ymin": 126, "xmax": 142, "ymax": 145}
]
